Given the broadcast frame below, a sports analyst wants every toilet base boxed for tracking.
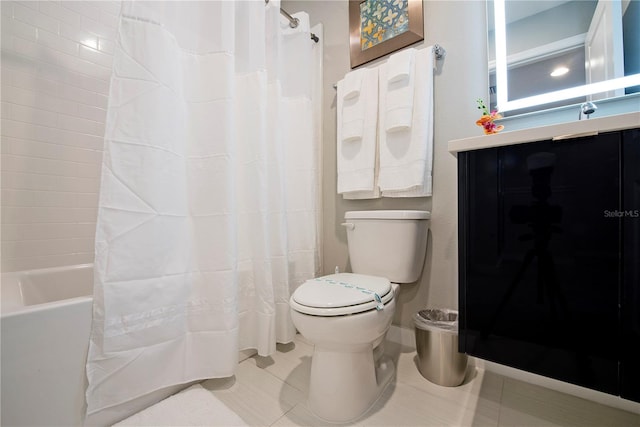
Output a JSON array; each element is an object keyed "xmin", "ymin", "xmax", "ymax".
[{"xmin": 308, "ymin": 343, "xmax": 395, "ymax": 423}]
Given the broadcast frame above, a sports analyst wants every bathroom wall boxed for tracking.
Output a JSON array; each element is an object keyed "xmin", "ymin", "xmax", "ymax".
[
  {"xmin": 1, "ymin": 0, "xmax": 487, "ymax": 329},
  {"xmin": 282, "ymin": 1, "xmax": 488, "ymax": 328},
  {"xmin": 1, "ymin": 1, "xmax": 120, "ymax": 272}
]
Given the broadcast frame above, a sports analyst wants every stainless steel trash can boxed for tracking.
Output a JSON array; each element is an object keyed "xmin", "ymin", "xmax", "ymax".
[{"xmin": 414, "ymin": 308, "xmax": 468, "ymax": 387}]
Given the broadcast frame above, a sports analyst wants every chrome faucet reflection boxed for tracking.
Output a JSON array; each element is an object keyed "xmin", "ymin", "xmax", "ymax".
[{"xmin": 579, "ymin": 101, "xmax": 597, "ymax": 120}]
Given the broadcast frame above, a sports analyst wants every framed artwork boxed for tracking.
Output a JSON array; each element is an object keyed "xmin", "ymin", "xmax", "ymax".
[{"xmin": 349, "ymin": 0, "xmax": 424, "ymax": 68}]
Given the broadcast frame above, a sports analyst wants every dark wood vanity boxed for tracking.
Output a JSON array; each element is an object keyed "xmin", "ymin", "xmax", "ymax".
[{"xmin": 452, "ymin": 114, "xmax": 640, "ymax": 403}]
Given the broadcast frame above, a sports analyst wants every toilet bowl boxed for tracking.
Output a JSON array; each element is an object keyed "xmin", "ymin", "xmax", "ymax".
[
  {"xmin": 290, "ymin": 210, "xmax": 430, "ymax": 423},
  {"xmin": 290, "ymin": 274, "xmax": 396, "ymax": 422}
]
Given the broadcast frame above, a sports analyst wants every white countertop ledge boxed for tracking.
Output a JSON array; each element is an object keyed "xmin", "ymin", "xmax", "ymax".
[{"xmin": 448, "ymin": 111, "xmax": 640, "ymax": 153}]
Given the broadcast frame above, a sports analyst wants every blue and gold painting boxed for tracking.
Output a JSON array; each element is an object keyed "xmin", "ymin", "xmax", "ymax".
[{"xmin": 360, "ymin": 0, "xmax": 409, "ymax": 51}]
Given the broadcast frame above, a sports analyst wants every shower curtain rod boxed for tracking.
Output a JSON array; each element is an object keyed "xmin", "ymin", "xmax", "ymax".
[{"xmin": 265, "ymin": 0, "xmax": 319, "ymax": 43}]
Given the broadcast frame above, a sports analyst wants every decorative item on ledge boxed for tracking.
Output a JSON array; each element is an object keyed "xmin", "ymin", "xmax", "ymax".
[{"xmin": 475, "ymin": 99, "xmax": 504, "ymax": 135}]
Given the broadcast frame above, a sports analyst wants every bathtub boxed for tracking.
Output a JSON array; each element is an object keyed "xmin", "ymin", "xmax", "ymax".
[
  {"xmin": 1, "ymin": 264, "xmax": 94, "ymax": 426},
  {"xmin": 0, "ymin": 264, "xmax": 250, "ymax": 426}
]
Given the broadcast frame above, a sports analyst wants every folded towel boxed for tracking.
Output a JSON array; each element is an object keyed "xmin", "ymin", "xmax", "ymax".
[
  {"xmin": 343, "ymin": 67, "xmax": 365, "ymax": 100},
  {"xmin": 379, "ymin": 46, "xmax": 434, "ymax": 197},
  {"xmin": 340, "ymin": 68, "xmax": 367, "ymax": 142},
  {"xmin": 343, "ymin": 139, "xmax": 381, "ymax": 199},
  {"xmin": 342, "ymin": 108, "xmax": 364, "ymax": 143},
  {"xmin": 343, "ymin": 189, "xmax": 380, "ymax": 199},
  {"xmin": 337, "ymin": 67, "xmax": 380, "ymax": 197},
  {"xmin": 385, "ymin": 48, "xmax": 416, "ymax": 132},
  {"xmin": 387, "ymin": 47, "xmax": 414, "ymax": 84}
]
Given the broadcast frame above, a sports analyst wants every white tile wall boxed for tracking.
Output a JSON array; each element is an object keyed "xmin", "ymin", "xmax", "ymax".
[{"xmin": 1, "ymin": 0, "xmax": 121, "ymax": 272}]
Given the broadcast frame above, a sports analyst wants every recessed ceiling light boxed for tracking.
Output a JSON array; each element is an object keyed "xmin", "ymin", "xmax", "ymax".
[{"xmin": 550, "ymin": 66, "xmax": 570, "ymax": 77}]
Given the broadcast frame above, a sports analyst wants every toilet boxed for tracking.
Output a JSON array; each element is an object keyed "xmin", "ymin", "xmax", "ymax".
[{"xmin": 290, "ymin": 210, "xmax": 430, "ymax": 423}]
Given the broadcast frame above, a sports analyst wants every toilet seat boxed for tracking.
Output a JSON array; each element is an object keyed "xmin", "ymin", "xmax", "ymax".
[{"xmin": 290, "ymin": 273, "xmax": 393, "ymax": 316}]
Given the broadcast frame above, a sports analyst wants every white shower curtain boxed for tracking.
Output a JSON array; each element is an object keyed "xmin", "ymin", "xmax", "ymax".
[{"xmin": 86, "ymin": 0, "xmax": 321, "ymax": 414}]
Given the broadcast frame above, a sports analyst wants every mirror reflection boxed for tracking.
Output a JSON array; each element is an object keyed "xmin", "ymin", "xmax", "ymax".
[{"xmin": 488, "ymin": 0, "xmax": 640, "ymax": 116}]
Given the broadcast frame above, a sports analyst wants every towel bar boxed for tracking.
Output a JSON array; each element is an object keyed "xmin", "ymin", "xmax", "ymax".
[{"xmin": 333, "ymin": 44, "xmax": 445, "ymax": 89}]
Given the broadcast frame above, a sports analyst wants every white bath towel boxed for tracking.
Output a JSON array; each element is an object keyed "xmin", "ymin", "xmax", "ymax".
[
  {"xmin": 387, "ymin": 47, "xmax": 415, "ymax": 84},
  {"xmin": 340, "ymin": 68, "xmax": 367, "ymax": 142},
  {"xmin": 342, "ymin": 67, "xmax": 364, "ymax": 100},
  {"xmin": 114, "ymin": 384, "xmax": 248, "ymax": 426},
  {"xmin": 379, "ymin": 46, "xmax": 434, "ymax": 197},
  {"xmin": 385, "ymin": 48, "xmax": 416, "ymax": 132},
  {"xmin": 343, "ymin": 142, "xmax": 380, "ymax": 199},
  {"xmin": 337, "ymin": 67, "xmax": 380, "ymax": 198}
]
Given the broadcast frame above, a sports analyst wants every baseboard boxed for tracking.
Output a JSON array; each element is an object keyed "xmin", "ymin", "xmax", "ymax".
[{"xmin": 386, "ymin": 325, "xmax": 640, "ymax": 415}]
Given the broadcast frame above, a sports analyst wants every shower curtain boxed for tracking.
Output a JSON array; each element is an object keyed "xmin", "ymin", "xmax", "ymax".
[{"xmin": 86, "ymin": 0, "xmax": 321, "ymax": 414}]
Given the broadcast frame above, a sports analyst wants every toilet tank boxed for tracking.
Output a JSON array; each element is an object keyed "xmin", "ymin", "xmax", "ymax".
[{"xmin": 343, "ymin": 210, "xmax": 430, "ymax": 283}]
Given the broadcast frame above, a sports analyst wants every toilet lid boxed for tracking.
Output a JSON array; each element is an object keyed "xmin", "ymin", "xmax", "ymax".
[{"xmin": 291, "ymin": 273, "xmax": 393, "ymax": 316}]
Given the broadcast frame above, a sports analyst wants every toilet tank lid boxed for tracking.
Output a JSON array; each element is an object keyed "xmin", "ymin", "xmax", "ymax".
[{"xmin": 345, "ymin": 210, "xmax": 430, "ymax": 220}]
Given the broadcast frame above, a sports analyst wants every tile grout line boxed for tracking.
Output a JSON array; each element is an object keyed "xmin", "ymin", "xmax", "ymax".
[
  {"xmin": 269, "ymin": 403, "xmax": 300, "ymax": 427},
  {"xmin": 496, "ymin": 376, "xmax": 506, "ymax": 427},
  {"xmin": 244, "ymin": 350, "xmax": 310, "ymax": 399},
  {"xmin": 238, "ymin": 352, "xmax": 309, "ymax": 427}
]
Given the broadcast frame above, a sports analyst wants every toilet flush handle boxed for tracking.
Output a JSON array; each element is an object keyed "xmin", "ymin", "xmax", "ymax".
[{"xmin": 341, "ymin": 222, "xmax": 355, "ymax": 230}]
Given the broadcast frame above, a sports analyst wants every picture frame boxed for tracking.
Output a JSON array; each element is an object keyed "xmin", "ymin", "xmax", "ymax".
[{"xmin": 349, "ymin": 0, "xmax": 424, "ymax": 69}]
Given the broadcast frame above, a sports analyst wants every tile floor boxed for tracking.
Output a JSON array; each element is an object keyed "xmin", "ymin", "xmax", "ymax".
[{"xmin": 120, "ymin": 334, "xmax": 640, "ymax": 427}]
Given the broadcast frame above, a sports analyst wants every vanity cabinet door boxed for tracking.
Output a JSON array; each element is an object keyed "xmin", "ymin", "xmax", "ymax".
[
  {"xmin": 621, "ymin": 128, "xmax": 640, "ymax": 402},
  {"xmin": 459, "ymin": 132, "xmax": 621, "ymax": 396}
]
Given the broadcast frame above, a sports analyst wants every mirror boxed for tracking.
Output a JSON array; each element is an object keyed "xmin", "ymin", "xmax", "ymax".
[{"xmin": 488, "ymin": 0, "xmax": 640, "ymax": 116}]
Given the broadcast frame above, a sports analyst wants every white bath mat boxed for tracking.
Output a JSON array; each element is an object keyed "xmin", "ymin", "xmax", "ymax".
[{"xmin": 114, "ymin": 384, "xmax": 248, "ymax": 426}]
